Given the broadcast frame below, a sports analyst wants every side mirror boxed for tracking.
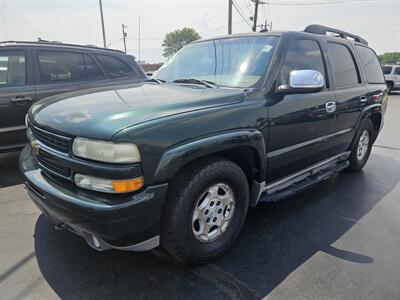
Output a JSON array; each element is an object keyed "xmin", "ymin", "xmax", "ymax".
[{"xmin": 277, "ymin": 70, "xmax": 325, "ymax": 94}]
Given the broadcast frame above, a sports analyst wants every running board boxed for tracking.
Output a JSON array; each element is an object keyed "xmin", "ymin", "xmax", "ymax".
[{"xmin": 257, "ymin": 152, "xmax": 350, "ymax": 203}]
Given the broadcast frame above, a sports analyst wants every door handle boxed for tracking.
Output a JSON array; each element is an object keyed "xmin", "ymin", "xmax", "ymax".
[
  {"xmin": 325, "ymin": 101, "xmax": 336, "ymax": 113},
  {"xmin": 360, "ymin": 96, "xmax": 368, "ymax": 103},
  {"xmin": 10, "ymin": 96, "xmax": 32, "ymax": 104}
]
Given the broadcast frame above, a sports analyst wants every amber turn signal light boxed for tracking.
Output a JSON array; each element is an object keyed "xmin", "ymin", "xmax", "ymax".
[{"xmin": 112, "ymin": 177, "xmax": 144, "ymax": 193}]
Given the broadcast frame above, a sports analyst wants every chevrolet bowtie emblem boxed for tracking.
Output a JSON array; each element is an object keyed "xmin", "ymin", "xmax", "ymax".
[{"xmin": 31, "ymin": 140, "xmax": 40, "ymax": 155}]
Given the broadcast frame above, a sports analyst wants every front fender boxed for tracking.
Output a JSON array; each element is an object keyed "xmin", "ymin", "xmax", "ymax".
[{"xmin": 152, "ymin": 129, "xmax": 266, "ymax": 184}]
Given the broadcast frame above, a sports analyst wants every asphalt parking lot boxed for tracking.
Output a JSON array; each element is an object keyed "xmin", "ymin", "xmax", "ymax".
[{"xmin": 1, "ymin": 94, "xmax": 400, "ymax": 300}]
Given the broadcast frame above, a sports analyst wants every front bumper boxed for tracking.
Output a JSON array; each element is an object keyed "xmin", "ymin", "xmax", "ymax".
[{"xmin": 19, "ymin": 146, "xmax": 168, "ymax": 252}]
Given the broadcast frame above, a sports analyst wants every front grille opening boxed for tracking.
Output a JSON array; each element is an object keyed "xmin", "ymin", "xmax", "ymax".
[
  {"xmin": 31, "ymin": 126, "xmax": 70, "ymax": 153},
  {"xmin": 36, "ymin": 155, "xmax": 72, "ymax": 178}
]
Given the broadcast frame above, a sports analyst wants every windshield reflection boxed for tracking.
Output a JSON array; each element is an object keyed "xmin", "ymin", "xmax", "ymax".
[{"xmin": 154, "ymin": 36, "xmax": 279, "ymax": 88}]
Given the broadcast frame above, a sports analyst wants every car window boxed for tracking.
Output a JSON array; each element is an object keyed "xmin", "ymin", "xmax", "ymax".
[
  {"xmin": 38, "ymin": 51, "xmax": 87, "ymax": 83},
  {"xmin": 154, "ymin": 36, "xmax": 279, "ymax": 88},
  {"xmin": 327, "ymin": 43, "xmax": 360, "ymax": 88},
  {"xmin": 83, "ymin": 54, "xmax": 104, "ymax": 80},
  {"xmin": 355, "ymin": 45, "xmax": 385, "ymax": 84},
  {"xmin": 281, "ymin": 39, "xmax": 327, "ymax": 88},
  {"xmin": 0, "ymin": 50, "xmax": 26, "ymax": 87},
  {"xmin": 95, "ymin": 54, "xmax": 135, "ymax": 78},
  {"xmin": 395, "ymin": 67, "xmax": 400, "ymax": 75},
  {"xmin": 382, "ymin": 66, "xmax": 393, "ymax": 75}
]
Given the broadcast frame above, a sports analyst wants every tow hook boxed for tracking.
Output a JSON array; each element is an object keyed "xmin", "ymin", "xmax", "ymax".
[{"xmin": 54, "ymin": 224, "xmax": 67, "ymax": 231}]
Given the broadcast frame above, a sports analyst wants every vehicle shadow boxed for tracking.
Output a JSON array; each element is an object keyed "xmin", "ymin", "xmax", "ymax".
[
  {"xmin": 34, "ymin": 153, "xmax": 400, "ymax": 300},
  {"xmin": 0, "ymin": 151, "xmax": 24, "ymax": 188}
]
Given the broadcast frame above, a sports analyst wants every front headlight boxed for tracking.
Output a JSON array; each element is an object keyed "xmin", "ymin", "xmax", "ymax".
[{"xmin": 72, "ymin": 138, "xmax": 141, "ymax": 163}]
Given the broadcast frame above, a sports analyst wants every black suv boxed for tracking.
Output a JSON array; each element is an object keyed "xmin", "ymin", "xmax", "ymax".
[
  {"xmin": 0, "ymin": 41, "xmax": 146, "ymax": 153},
  {"xmin": 20, "ymin": 25, "xmax": 387, "ymax": 264}
]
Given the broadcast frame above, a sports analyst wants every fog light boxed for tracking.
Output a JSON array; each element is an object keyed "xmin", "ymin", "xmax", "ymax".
[{"xmin": 75, "ymin": 174, "xmax": 144, "ymax": 193}]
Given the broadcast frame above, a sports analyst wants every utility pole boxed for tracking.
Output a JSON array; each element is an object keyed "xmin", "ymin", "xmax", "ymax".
[
  {"xmin": 251, "ymin": 0, "xmax": 265, "ymax": 32},
  {"xmin": 122, "ymin": 24, "xmax": 127, "ymax": 54},
  {"xmin": 138, "ymin": 15, "xmax": 141, "ymax": 63},
  {"xmin": 99, "ymin": 0, "xmax": 107, "ymax": 48},
  {"xmin": 228, "ymin": 0, "xmax": 232, "ymax": 35},
  {"xmin": 252, "ymin": 0, "xmax": 259, "ymax": 32}
]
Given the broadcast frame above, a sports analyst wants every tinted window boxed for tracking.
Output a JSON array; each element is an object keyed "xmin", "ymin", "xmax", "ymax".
[
  {"xmin": 382, "ymin": 66, "xmax": 393, "ymax": 75},
  {"xmin": 355, "ymin": 45, "xmax": 385, "ymax": 83},
  {"xmin": 95, "ymin": 54, "xmax": 135, "ymax": 78},
  {"xmin": 38, "ymin": 51, "xmax": 86, "ymax": 83},
  {"xmin": 395, "ymin": 67, "xmax": 400, "ymax": 75},
  {"xmin": 84, "ymin": 54, "xmax": 104, "ymax": 80},
  {"xmin": 327, "ymin": 43, "xmax": 360, "ymax": 88},
  {"xmin": 0, "ymin": 50, "xmax": 25, "ymax": 87},
  {"xmin": 281, "ymin": 39, "xmax": 327, "ymax": 87}
]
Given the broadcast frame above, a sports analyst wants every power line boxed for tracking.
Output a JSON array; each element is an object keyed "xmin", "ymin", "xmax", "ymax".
[
  {"xmin": 234, "ymin": 0, "xmax": 251, "ymax": 20},
  {"xmin": 252, "ymin": 0, "xmax": 395, "ymax": 5},
  {"xmin": 2, "ymin": 0, "xmax": 396, "ymax": 3},
  {"xmin": 232, "ymin": 0, "xmax": 253, "ymax": 28},
  {"xmin": 199, "ymin": 20, "xmax": 248, "ymax": 34}
]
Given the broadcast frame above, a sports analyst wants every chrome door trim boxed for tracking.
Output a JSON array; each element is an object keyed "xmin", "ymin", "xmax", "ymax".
[{"xmin": 0, "ymin": 125, "xmax": 26, "ymax": 133}]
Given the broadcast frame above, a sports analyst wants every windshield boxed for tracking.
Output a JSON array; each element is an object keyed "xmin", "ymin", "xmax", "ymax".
[
  {"xmin": 382, "ymin": 66, "xmax": 392, "ymax": 75},
  {"xmin": 154, "ymin": 36, "xmax": 279, "ymax": 88}
]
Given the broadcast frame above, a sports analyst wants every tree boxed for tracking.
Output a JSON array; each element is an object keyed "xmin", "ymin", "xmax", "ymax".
[
  {"xmin": 378, "ymin": 52, "xmax": 400, "ymax": 65},
  {"xmin": 162, "ymin": 27, "xmax": 201, "ymax": 58}
]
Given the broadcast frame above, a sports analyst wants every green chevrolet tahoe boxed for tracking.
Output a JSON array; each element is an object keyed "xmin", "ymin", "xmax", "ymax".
[{"xmin": 20, "ymin": 25, "xmax": 387, "ymax": 264}]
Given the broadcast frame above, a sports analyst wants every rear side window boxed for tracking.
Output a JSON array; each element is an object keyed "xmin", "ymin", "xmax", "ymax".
[
  {"xmin": 38, "ymin": 51, "xmax": 87, "ymax": 83},
  {"xmin": 281, "ymin": 39, "xmax": 327, "ymax": 87},
  {"xmin": 0, "ymin": 50, "xmax": 26, "ymax": 87},
  {"xmin": 327, "ymin": 43, "xmax": 360, "ymax": 88},
  {"xmin": 382, "ymin": 66, "xmax": 392, "ymax": 75},
  {"xmin": 83, "ymin": 54, "xmax": 104, "ymax": 80},
  {"xmin": 95, "ymin": 54, "xmax": 135, "ymax": 78},
  {"xmin": 395, "ymin": 67, "xmax": 400, "ymax": 75},
  {"xmin": 355, "ymin": 45, "xmax": 385, "ymax": 83}
]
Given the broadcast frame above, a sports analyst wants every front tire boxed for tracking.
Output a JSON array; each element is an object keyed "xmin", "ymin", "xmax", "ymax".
[
  {"xmin": 348, "ymin": 119, "xmax": 374, "ymax": 172},
  {"xmin": 161, "ymin": 157, "xmax": 249, "ymax": 264}
]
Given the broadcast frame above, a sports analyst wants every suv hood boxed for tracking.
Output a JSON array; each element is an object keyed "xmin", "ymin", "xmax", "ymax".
[{"xmin": 30, "ymin": 83, "xmax": 246, "ymax": 140}]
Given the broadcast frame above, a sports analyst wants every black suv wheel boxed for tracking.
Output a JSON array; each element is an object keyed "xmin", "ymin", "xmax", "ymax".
[
  {"xmin": 387, "ymin": 82, "xmax": 394, "ymax": 94},
  {"xmin": 161, "ymin": 157, "xmax": 249, "ymax": 264},
  {"xmin": 348, "ymin": 119, "xmax": 374, "ymax": 171}
]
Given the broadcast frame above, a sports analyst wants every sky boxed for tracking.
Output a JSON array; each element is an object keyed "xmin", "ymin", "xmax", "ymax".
[{"xmin": 0, "ymin": 0, "xmax": 399, "ymax": 63}]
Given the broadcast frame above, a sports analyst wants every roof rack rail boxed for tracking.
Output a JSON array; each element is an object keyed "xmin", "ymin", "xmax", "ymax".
[
  {"xmin": 0, "ymin": 40, "xmax": 124, "ymax": 53},
  {"xmin": 304, "ymin": 24, "xmax": 368, "ymax": 46}
]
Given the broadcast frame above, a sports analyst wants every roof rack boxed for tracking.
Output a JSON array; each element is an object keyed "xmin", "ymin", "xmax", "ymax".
[
  {"xmin": 0, "ymin": 40, "xmax": 124, "ymax": 53},
  {"xmin": 304, "ymin": 24, "xmax": 368, "ymax": 46}
]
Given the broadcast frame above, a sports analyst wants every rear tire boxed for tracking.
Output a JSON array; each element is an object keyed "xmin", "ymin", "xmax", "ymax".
[
  {"xmin": 161, "ymin": 157, "xmax": 249, "ymax": 265},
  {"xmin": 348, "ymin": 119, "xmax": 374, "ymax": 172},
  {"xmin": 387, "ymin": 82, "xmax": 394, "ymax": 94}
]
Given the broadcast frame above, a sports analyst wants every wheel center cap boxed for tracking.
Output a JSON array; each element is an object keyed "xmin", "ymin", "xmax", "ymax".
[{"xmin": 209, "ymin": 208, "xmax": 217, "ymax": 219}]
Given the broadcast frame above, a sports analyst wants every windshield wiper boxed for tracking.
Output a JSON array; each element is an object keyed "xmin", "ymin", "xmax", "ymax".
[
  {"xmin": 173, "ymin": 78, "xmax": 217, "ymax": 88},
  {"xmin": 145, "ymin": 78, "xmax": 166, "ymax": 84}
]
